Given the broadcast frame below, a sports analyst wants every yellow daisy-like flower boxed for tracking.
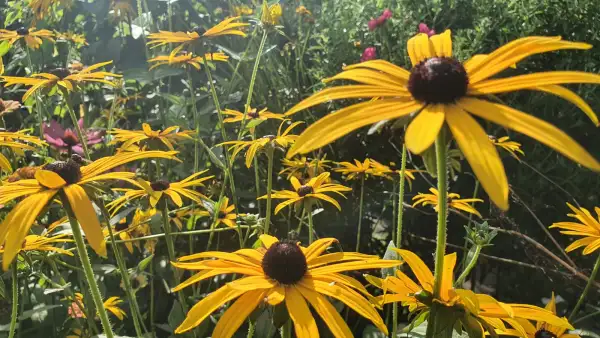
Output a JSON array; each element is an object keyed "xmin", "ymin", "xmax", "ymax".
[
  {"xmin": 0, "ymin": 130, "xmax": 46, "ymax": 172},
  {"xmin": 220, "ymin": 120, "xmax": 302, "ymax": 168},
  {"xmin": 195, "ymin": 197, "xmax": 238, "ymax": 228},
  {"xmin": 279, "ymin": 156, "xmax": 332, "ymax": 179},
  {"xmin": 0, "ymin": 27, "xmax": 54, "ymax": 49},
  {"xmin": 492, "ymin": 136, "xmax": 524, "ymax": 160},
  {"xmin": 285, "ymin": 30, "xmax": 600, "ymax": 210},
  {"xmin": 171, "ymin": 235, "xmax": 400, "ymax": 336},
  {"xmin": 366, "ymin": 249, "xmax": 573, "ymax": 337},
  {"xmin": 0, "ymin": 233, "xmax": 73, "ymax": 256},
  {"xmin": 233, "ymin": 5, "xmax": 253, "ymax": 16},
  {"xmin": 148, "ymin": 52, "xmax": 229, "ymax": 70},
  {"xmin": 367, "ymin": 159, "xmax": 419, "ymax": 189},
  {"xmin": 29, "ymin": 0, "xmax": 73, "ymax": 20},
  {"xmin": 110, "ymin": 123, "xmax": 194, "ymax": 151},
  {"xmin": 296, "ymin": 5, "xmax": 312, "ymax": 16},
  {"xmin": 107, "ymin": 171, "xmax": 214, "ymax": 213},
  {"xmin": 412, "ymin": 187, "xmax": 483, "ymax": 217},
  {"xmin": 260, "ymin": 2, "xmax": 283, "ymax": 26},
  {"xmin": 223, "ymin": 107, "xmax": 285, "ymax": 124},
  {"xmin": 550, "ymin": 203, "xmax": 600, "ymax": 255},
  {"xmin": 1, "ymin": 61, "xmax": 121, "ymax": 101},
  {"xmin": 55, "ymin": 31, "xmax": 88, "ymax": 46},
  {"xmin": 0, "ymin": 151, "xmax": 179, "ymax": 270},
  {"xmin": 261, "ymin": 172, "xmax": 351, "ymax": 214},
  {"xmin": 102, "ymin": 296, "xmax": 127, "ymax": 320},
  {"xmin": 334, "ymin": 159, "xmax": 372, "ymax": 181},
  {"xmin": 147, "ymin": 17, "xmax": 249, "ymax": 56}
]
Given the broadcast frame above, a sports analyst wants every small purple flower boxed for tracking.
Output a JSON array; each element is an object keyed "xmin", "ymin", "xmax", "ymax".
[
  {"xmin": 361, "ymin": 47, "xmax": 377, "ymax": 62},
  {"xmin": 418, "ymin": 23, "xmax": 436, "ymax": 37},
  {"xmin": 368, "ymin": 19, "xmax": 378, "ymax": 31},
  {"xmin": 381, "ymin": 9, "xmax": 392, "ymax": 20},
  {"xmin": 43, "ymin": 119, "xmax": 105, "ymax": 155},
  {"xmin": 368, "ymin": 9, "xmax": 392, "ymax": 31}
]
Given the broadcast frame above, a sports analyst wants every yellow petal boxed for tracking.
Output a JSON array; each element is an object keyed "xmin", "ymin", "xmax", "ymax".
[
  {"xmin": 532, "ymin": 85, "xmax": 599, "ymax": 126},
  {"xmin": 407, "ymin": 33, "xmax": 432, "ymax": 66},
  {"xmin": 439, "ymin": 253, "xmax": 457, "ymax": 301},
  {"xmin": 35, "ymin": 170, "xmax": 67, "ymax": 189},
  {"xmin": 259, "ymin": 234, "xmax": 279, "ymax": 248},
  {"xmin": 296, "ymin": 284, "xmax": 354, "ymax": 337},
  {"xmin": 446, "ymin": 104, "xmax": 509, "ymax": 210},
  {"xmin": 286, "ymin": 286, "xmax": 319, "ymax": 338},
  {"xmin": 394, "ymin": 249, "xmax": 434, "ymax": 288},
  {"xmin": 468, "ymin": 71, "xmax": 600, "ymax": 95},
  {"xmin": 0, "ymin": 153, "xmax": 12, "ymax": 172},
  {"xmin": 429, "ymin": 30, "xmax": 452, "ymax": 57},
  {"xmin": 212, "ymin": 290, "xmax": 266, "ymax": 338},
  {"xmin": 304, "ymin": 238, "xmax": 337, "ymax": 262},
  {"xmin": 405, "ymin": 104, "xmax": 445, "ymax": 154},
  {"xmin": 63, "ymin": 184, "xmax": 107, "ymax": 257}
]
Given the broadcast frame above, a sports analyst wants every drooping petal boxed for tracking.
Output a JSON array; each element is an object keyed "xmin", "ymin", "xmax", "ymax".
[
  {"xmin": 532, "ymin": 85, "xmax": 599, "ymax": 126},
  {"xmin": 212, "ymin": 289, "xmax": 267, "ymax": 338},
  {"xmin": 405, "ymin": 104, "xmax": 445, "ymax": 154},
  {"xmin": 63, "ymin": 184, "xmax": 107, "ymax": 257},
  {"xmin": 394, "ymin": 249, "xmax": 434, "ymax": 289},
  {"xmin": 439, "ymin": 253, "xmax": 457, "ymax": 302},
  {"xmin": 35, "ymin": 170, "xmax": 67, "ymax": 189},
  {"xmin": 285, "ymin": 286, "xmax": 319, "ymax": 338},
  {"xmin": 297, "ymin": 284, "xmax": 354, "ymax": 338},
  {"xmin": 259, "ymin": 234, "xmax": 279, "ymax": 249}
]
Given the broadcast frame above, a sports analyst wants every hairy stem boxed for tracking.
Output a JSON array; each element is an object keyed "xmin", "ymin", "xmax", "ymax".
[
  {"xmin": 355, "ymin": 175, "xmax": 366, "ymax": 251},
  {"xmin": 264, "ymin": 147, "xmax": 275, "ymax": 235},
  {"xmin": 455, "ymin": 245, "xmax": 482, "ymax": 287},
  {"xmin": 8, "ymin": 262, "xmax": 18, "ymax": 338},
  {"xmin": 392, "ymin": 144, "xmax": 408, "ymax": 338},
  {"xmin": 569, "ymin": 253, "xmax": 600, "ymax": 321}
]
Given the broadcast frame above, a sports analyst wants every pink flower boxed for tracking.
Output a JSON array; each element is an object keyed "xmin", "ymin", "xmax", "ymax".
[
  {"xmin": 368, "ymin": 19, "xmax": 378, "ymax": 31},
  {"xmin": 382, "ymin": 9, "xmax": 392, "ymax": 19},
  {"xmin": 361, "ymin": 47, "xmax": 377, "ymax": 62},
  {"xmin": 43, "ymin": 119, "xmax": 104, "ymax": 155},
  {"xmin": 368, "ymin": 9, "xmax": 392, "ymax": 31},
  {"xmin": 418, "ymin": 23, "xmax": 436, "ymax": 37}
]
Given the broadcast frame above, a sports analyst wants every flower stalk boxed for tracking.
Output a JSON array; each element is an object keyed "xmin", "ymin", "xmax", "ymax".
[
  {"xmin": 356, "ymin": 175, "xmax": 366, "ymax": 251},
  {"xmin": 8, "ymin": 262, "xmax": 18, "ymax": 338},
  {"xmin": 307, "ymin": 204, "xmax": 315, "ymax": 244},
  {"xmin": 264, "ymin": 146, "xmax": 275, "ymax": 235},
  {"xmin": 392, "ymin": 144, "xmax": 408, "ymax": 337},
  {"xmin": 455, "ymin": 244, "xmax": 482, "ymax": 286},
  {"xmin": 63, "ymin": 94, "xmax": 91, "ymax": 160},
  {"xmin": 569, "ymin": 253, "xmax": 600, "ymax": 321}
]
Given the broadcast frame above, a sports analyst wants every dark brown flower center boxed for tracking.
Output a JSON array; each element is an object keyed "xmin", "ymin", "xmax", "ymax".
[
  {"xmin": 62, "ymin": 129, "xmax": 80, "ymax": 146},
  {"xmin": 262, "ymin": 135, "xmax": 276, "ymax": 141},
  {"xmin": 43, "ymin": 159, "xmax": 82, "ymax": 185},
  {"xmin": 49, "ymin": 68, "xmax": 72, "ymax": 79},
  {"xmin": 115, "ymin": 222, "xmax": 129, "ymax": 231},
  {"xmin": 217, "ymin": 211, "xmax": 227, "ymax": 219},
  {"xmin": 535, "ymin": 330, "xmax": 557, "ymax": 338},
  {"xmin": 297, "ymin": 185, "xmax": 314, "ymax": 197},
  {"xmin": 192, "ymin": 27, "xmax": 206, "ymax": 36},
  {"xmin": 408, "ymin": 57, "xmax": 469, "ymax": 104},
  {"xmin": 150, "ymin": 180, "xmax": 170, "ymax": 191},
  {"xmin": 16, "ymin": 27, "xmax": 29, "ymax": 36},
  {"xmin": 247, "ymin": 110, "xmax": 260, "ymax": 119},
  {"xmin": 261, "ymin": 240, "xmax": 307, "ymax": 285}
]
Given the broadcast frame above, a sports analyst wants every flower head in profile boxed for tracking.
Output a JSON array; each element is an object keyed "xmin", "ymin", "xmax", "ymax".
[
  {"xmin": 285, "ymin": 30, "xmax": 600, "ymax": 210},
  {"xmin": 367, "ymin": 159, "xmax": 419, "ymax": 189},
  {"xmin": 1, "ymin": 61, "xmax": 121, "ymax": 101},
  {"xmin": 418, "ymin": 23, "xmax": 436, "ymax": 36},
  {"xmin": 261, "ymin": 172, "xmax": 351, "ymax": 214},
  {"xmin": 67, "ymin": 293, "xmax": 127, "ymax": 321},
  {"xmin": 0, "ymin": 233, "xmax": 73, "ymax": 257},
  {"xmin": 0, "ymin": 130, "xmax": 46, "ymax": 173},
  {"xmin": 0, "ymin": 99, "xmax": 21, "ymax": 117},
  {"xmin": 0, "ymin": 151, "xmax": 179, "ymax": 270},
  {"xmin": 55, "ymin": 31, "xmax": 88, "ymax": 47},
  {"xmin": 280, "ymin": 156, "xmax": 331, "ymax": 179},
  {"xmin": 0, "ymin": 27, "xmax": 54, "ymax": 49},
  {"xmin": 368, "ymin": 9, "xmax": 392, "ymax": 31},
  {"xmin": 29, "ymin": 0, "xmax": 73, "ymax": 20},
  {"xmin": 260, "ymin": 2, "xmax": 283, "ymax": 26},
  {"xmin": 171, "ymin": 235, "xmax": 400, "ymax": 336},
  {"xmin": 233, "ymin": 5, "xmax": 253, "ymax": 16},
  {"xmin": 413, "ymin": 187, "xmax": 483, "ymax": 217},
  {"xmin": 492, "ymin": 135, "xmax": 525, "ymax": 160},
  {"xmin": 148, "ymin": 52, "xmax": 229, "ymax": 70},
  {"xmin": 44, "ymin": 119, "xmax": 104, "ymax": 155},
  {"xmin": 220, "ymin": 120, "xmax": 302, "ymax": 168},
  {"xmin": 361, "ymin": 47, "xmax": 377, "ymax": 62},
  {"xmin": 110, "ymin": 123, "xmax": 194, "ymax": 151},
  {"xmin": 195, "ymin": 197, "xmax": 238, "ymax": 228},
  {"xmin": 334, "ymin": 159, "xmax": 372, "ymax": 181},
  {"xmin": 550, "ymin": 203, "xmax": 600, "ymax": 255},
  {"xmin": 296, "ymin": 5, "xmax": 313, "ymax": 21},
  {"xmin": 223, "ymin": 107, "xmax": 284, "ymax": 126}
]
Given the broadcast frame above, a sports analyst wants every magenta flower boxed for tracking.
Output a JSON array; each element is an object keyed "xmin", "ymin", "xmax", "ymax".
[
  {"xmin": 382, "ymin": 9, "xmax": 392, "ymax": 20},
  {"xmin": 368, "ymin": 9, "xmax": 392, "ymax": 31},
  {"xmin": 418, "ymin": 23, "xmax": 435, "ymax": 37},
  {"xmin": 361, "ymin": 47, "xmax": 377, "ymax": 62},
  {"xmin": 368, "ymin": 19, "xmax": 378, "ymax": 31},
  {"xmin": 43, "ymin": 119, "xmax": 104, "ymax": 155}
]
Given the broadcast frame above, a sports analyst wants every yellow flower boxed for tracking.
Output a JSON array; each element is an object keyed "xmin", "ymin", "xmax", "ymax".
[
  {"xmin": 366, "ymin": 249, "xmax": 573, "ymax": 337},
  {"xmin": 0, "ymin": 233, "xmax": 73, "ymax": 257},
  {"xmin": 223, "ymin": 107, "xmax": 285, "ymax": 124},
  {"xmin": 148, "ymin": 52, "xmax": 229, "ymax": 70},
  {"xmin": 147, "ymin": 17, "xmax": 249, "ymax": 56},
  {"xmin": 296, "ymin": 5, "xmax": 312, "ymax": 16},
  {"xmin": 55, "ymin": 31, "xmax": 88, "ymax": 46},
  {"xmin": 1, "ymin": 61, "xmax": 121, "ymax": 101},
  {"xmin": 233, "ymin": 5, "xmax": 253, "ymax": 16},
  {"xmin": 110, "ymin": 123, "xmax": 194, "ymax": 151},
  {"xmin": 220, "ymin": 120, "xmax": 302, "ymax": 168},
  {"xmin": 261, "ymin": 172, "xmax": 351, "ymax": 214},
  {"xmin": 550, "ymin": 203, "xmax": 600, "ymax": 255},
  {"xmin": 285, "ymin": 30, "xmax": 600, "ymax": 210},
  {"xmin": 103, "ymin": 296, "xmax": 127, "ymax": 320},
  {"xmin": 413, "ymin": 187, "xmax": 483, "ymax": 217},
  {"xmin": 492, "ymin": 136, "xmax": 524, "ymax": 160},
  {"xmin": 261, "ymin": 2, "xmax": 283, "ymax": 26},
  {"xmin": 107, "ymin": 171, "xmax": 213, "ymax": 213},
  {"xmin": 334, "ymin": 159, "xmax": 371, "ymax": 180},
  {"xmin": 279, "ymin": 156, "xmax": 331, "ymax": 179},
  {"xmin": 29, "ymin": 0, "xmax": 73, "ymax": 20},
  {"xmin": 0, "ymin": 130, "xmax": 46, "ymax": 172},
  {"xmin": 195, "ymin": 197, "xmax": 238, "ymax": 228},
  {"xmin": 0, "ymin": 151, "xmax": 179, "ymax": 270},
  {"xmin": 367, "ymin": 159, "xmax": 419, "ymax": 189},
  {"xmin": 0, "ymin": 27, "xmax": 54, "ymax": 49},
  {"xmin": 171, "ymin": 235, "xmax": 400, "ymax": 336}
]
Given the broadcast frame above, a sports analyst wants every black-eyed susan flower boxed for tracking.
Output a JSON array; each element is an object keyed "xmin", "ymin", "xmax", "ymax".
[
  {"xmin": 261, "ymin": 172, "xmax": 351, "ymax": 214},
  {"xmin": 223, "ymin": 107, "xmax": 284, "ymax": 125},
  {"xmin": 365, "ymin": 249, "xmax": 573, "ymax": 336},
  {"xmin": 171, "ymin": 235, "xmax": 400, "ymax": 336},
  {"xmin": 0, "ymin": 27, "xmax": 54, "ymax": 49},
  {"xmin": 334, "ymin": 159, "xmax": 372, "ymax": 181},
  {"xmin": 285, "ymin": 30, "xmax": 600, "ymax": 210},
  {"xmin": 1, "ymin": 61, "xmax": 121, "ymax": 101},
  {"xmin": 367, "ymin": 159, "xmax": 419, "ymax": 189},
  {"xmin": 147, "ymin": 17, "xmax": 248, "ymax": 56},
  {"xmin": 68, "ymin": 293, "xmax": 127, "ymax": 321},
  {"xmin": 195, "ymin": 197, "xmax": 238, "ymax": 228},
  {"xmin": 148, "ymin": 52, "xmax": 229, "ymax": 70},
  {"xmin": 0, "ymin": 233, "xmax": 73, "ymax": 257},
  {"xmin": 412, "ymin": 187, "xmax": 483, "ymax": 217},
  {"xmin": 492, "ymin": 136, "xmax": 524, "ymax": 160},
  {"xmin": 110, "ymin": 123, "xmax": 194, "ymax": 151},
  {"xmin": 279, "ymin": 155, "xmax": 331, "ymax": 179},
  {"xmin": 260, "ymin": 2, "xmax": 283, "ymax": 26},
  {"xmin": 550, "ymin": 203, "xmax": 600, "ymax": 255},
  {"xmin": 296, "ymin": 5, "xmax": 312, "ymax": 17},
  {"xmin": 0, "ymin": 130, "xmax": 46, "ymax": 172},
  {"xmin": 29, "ymin": 0, "xmax": 73, "ymax": 19},
  {"xmin": 107, "ymin": 171, "xmax": 213, "ymax": 213},
  {"xmin": 55, "ymin": 31, "xmax": 88, "ymax": 46},
  {"xmin": 0, "ymin": 151, "xmax": 178, "ymax": 270},
  {"xmin": 233, "ymin": 4, "xmax": 253, "ymax": 16},
  {"xmin": 220, "ymin": 120, "xmax": 302, "ymax": 168}
]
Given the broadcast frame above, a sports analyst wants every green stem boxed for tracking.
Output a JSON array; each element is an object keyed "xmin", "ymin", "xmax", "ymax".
[
  {"xmin": 8, "ymin": 262, "xmax": 18, "ymax": 338},
  {"xmin": 187, "ymin": 71, "xmax": 201, "ymax": 173},
  {"xmin": 161, "ymin": 200, "xmax": 176, "ymax": 262},
  {"xmin": 455, "ymin": 245, "xmax": 482, "ymax": 287},
  {"xmin": 569, "ymin": 253, "xmax": 600, "ymax": 321},
  {"xmin": 61, "ymin": 194, "xmax": 115, "ymax": 338},
  {"xmin": 254, "ymin": 157, "xmax": 262, "ymax": 215},
  {"xmin": 392, "ymin": 145, "xmax": 408, "ymax": 338},
  {"xmin": 264, "ymin": 147, "xmax": 275, "ymax": 235},
  {"xmin": 111, "ymin": 225, "xmax": 256, "ymax": 244},
  {"xmin": 461, "ymin": 181, "xmax": 480, "ymax": 268},
  {"xmin": 426, "ymin": 131, "xmax": 449, "ymax": 338},
  {"xmin": 307, "ymin": 205, "xmax": 315, "ymax": 244},
  {"xmin": 356, "ymin": 175, "xmax": 366, "ymax": 251},
  {"xmin": 63, "ymin": 95, "xmax": 91, "ymax": 160},
  {"xmin": 24, "ymin": 48, "xmax": 44, "ymax": 137},
  {"xmin": 106, "ymin": 87, "xmax": 119, "ymax": 135},
  {"xmin": 282, "ymin": 319, "xmax": 292, "ymax": 338},
  {"xmin": 149, "ymin": 262, "xmax": 155, "ymax": 337},
  {"xmin": 247, "ymin": 321, "xmax": 255, "ymax": 338}
]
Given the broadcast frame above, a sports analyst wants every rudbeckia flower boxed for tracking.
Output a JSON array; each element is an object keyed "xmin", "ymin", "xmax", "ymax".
[
  {"xmin": 223, "ymin": 107, "xmax": 285, "ymax": 124},
  {"xmin": 550, "ymin": 203, "xmax": 600, "ymax": 255},
  {"xmin": 0, "ymin": 99, "xmax": 21, "ymax": 117},
  {"xmin": 334, "ymin": 159, "xmax": 372, "ymax": 180},
  {"xmin": 261, "ymin": 172, "xmax": 351, "ymax": 214},
  {"xmin": 171, "ymin": 235, "xmax": 400, "ymax": 336},
  {"xmin": 285, "ymin": 30, "xmax": 600, "ymax": 210},
  {"xmin": 107, "ymin": 171, "xmax": 214, "ymax": 213},
  {"xmin": 0, "ymin": 27, "xmax": 54, "ymax": 49},
  {"xmin": 412, "ymin": 187, "xmax": 483, "ymax": 217},
  {"xmin": 0, "ymin": 151, "xmax": 179, "ymax": 270},
  {"xmin": 366, "ymin": 159, "xmax": 419, "ymax": 189},
  {"xmin": 365, "ymin": 249, "xmax": 573, "ymax": 337},
  {"xmin": 233, "ymin": 5, "xmax": 253, "ymax": 16},
  {"xmin": 148, "ymin": 52, "xmax": 229, "ymax": 70},
  {"xmin": 110, "ymin": 123, "xmax": 194, "ymax": 151},
  {"xmin": 55, "ymin": 31, "xmax": 88, "ymax": 46},
  {"xmin": 147, "ymin": 17, "xmax": 248, "ymax": 56},
  {"xmin": 220, "ymin": 120, "xmax": 302, "ymax": 168},
  {"xmin": 1, "ymin": 61, "xmax": 121, "ymax": 101},
  {"xmin": 0, "ymin": 233, "xmax": 74, "ymax": 257},
  {"xmin": 68, "ymin": 293, "xmax": 127, "ymax": 321},
  {"xmin": 280, "ymin": 156, "xmax": 331, "ymax": 179},
  {"xmin": 29, "ymin": 0, "xmax": 73, "ymax": 20},
  {"xmin": 492, "ymin": 136, "xmax": 525, "ymax": 160},
  {"xmin": 0, "ymin": 130, "xmax": 46, "ymax": 172},
  {"xmin": 195, "ymin": 197, "xmax": 238, "ymax": 228},
  {"xmin": 260, "ymin": 2, "xmax": 283, "ymax": 26}
]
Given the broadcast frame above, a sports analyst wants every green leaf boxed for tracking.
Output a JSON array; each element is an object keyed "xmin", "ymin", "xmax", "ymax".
[
  {"xmin": 381, "ymin": 241, "xmax": 400, "ymax": 278},
  {"xmin": 245, "ymin": 118, "xmax": 265, "ymax": 130},
  {"xmin": 137, "ymin": 254, "xmax": 154, "ymax": 272},
  {"xmin": 0, "ymin": 41, "xmax": 11, "ymax": 57},
  {"xmin": 362, "ymin": 325, "xmax": 387, "ymax": 338},
  {"xmin": 19, "ymin": 304, "xmax": 60, "ymax": 321},
  {"xmin": 254, "ymin": 308, "xmax": 276, "ymax": 338}
]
